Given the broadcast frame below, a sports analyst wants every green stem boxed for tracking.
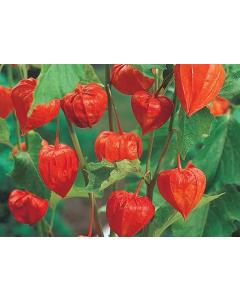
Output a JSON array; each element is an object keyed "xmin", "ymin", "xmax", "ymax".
[
  {"xmin": 7, "ymin": 65, "xmax": 14, "ymax": 86},
  {"xmin": 13, "ymin": 113, "xmax": 21, "ymax": 149},
  {"xmin": 49, "ymin": 205, "xmax": 57, "ymax": 233},
  {"xmin": 66, "ymin": 120, "xmax": 85, "ymax": 170},
  {"xmin": 154, "ymin": 70, "xmax": 174, "ymax": 97},
  {"xmin": 153, "ymin": 211, "xmax": 178, "ymax": 237},
  {"xmin": 105, "ymin": 64, "xmax": 114, "ymax": 131},
  {"xmin": 145, "ymin": 68, "xmax": 159, "ymax": 186},
  {"xmin": 93, "ymin": 194, "xmax": 104, "ymax": 237},
  {"xmin": 36, "ymin": 220, "xmax": 44, "ymax": 237},
  {"xmin": 25, "ymin": 132, "xmax": 29, "ymax": 151},
  {"xmin": 65, "ymin": 118, "xmax": 104, "ymax": 237},
  {"xmin": 147, "ymin": 93, "xmax": 177, "ymax": 199},
  {"xmin": 20, "ymin": 64, "xmax": 28, "ymax": 79},
  {"xmin": 105, "ymin": 64, "xmax": 121, "ymax": 236},
  {"xmin": 145, "ymin": 131, "xmax": 154, "ymax": 174},
  {"xmin": 87, "ymin": 192, "xmax": 95, "ymax": 237},
  {"xmin": 7, "ymin": 65, "xmax": 21, "ymax": 149}
]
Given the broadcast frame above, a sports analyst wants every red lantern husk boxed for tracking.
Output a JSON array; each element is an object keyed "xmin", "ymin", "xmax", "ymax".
[
  {"xmin": 11, "ymin": 78, "xmax": 60, "ymax": 135},
  {"xmin": 111, "ymin": 64, "xmax": 154, "ymax": 95},
  {"xmin": 8, "ymin": 189, "xmax": 48, "ymax": 225},
  {"xmin": 174, "ymin": 64, "xmax": 225, "ymax": 116}
]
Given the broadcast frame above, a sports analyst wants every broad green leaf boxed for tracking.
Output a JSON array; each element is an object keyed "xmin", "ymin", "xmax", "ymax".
[
  {"xmin": 0, "ymin": 118, "xmax": 11, "ymax": 147},
  {"xmin": 27, "ymin": 130, "xmax": 43, "ymax": 167},
  {"xmin": 204, "ymin": 186, "xmax": 240, "ymax": 236},
  {"xmin": 101, "ymin": 159, "xmax": 143, "ymax": 191},
  {"xmin": 149, "ymin": 193, "xmax": 223, "ymax": 237},
  {"xmin": 10, "ymin": 130, "xmax": 50, "ymax": 199},
  {"xmin": 177, "ymin": 108, "xmax": 214, "ymax": 159},
  {"xmin": 0, "ymin": 145, "xmax": 14, "ymax": 191},
  {"xmin": 86, "ymin": 160, "xmax": 114, "ymax": 193},
  {"xmin": 220, "ymin": 64, "xmax": 240, "ymax": 99},
  {"xmin": 171, "ymin": 205, "xmax": 209, "ymax": 237},
  {"xmin": 86, "ymin": 159, "xmax": 143, "ymax": 193},
  {"xmin": 192, "ymin": 112, "xmax": 240, "ymax": 187},
  {"xmin": 33, "ymin": 64, "xmax": 101, "ymax": 108},
  {"xmin": 11, "ymin": 151, "xmax": 50, "ymax": 199},
  {"xmin": 66, "ymin": 171, "xmax": 102, "ymax": 199}
]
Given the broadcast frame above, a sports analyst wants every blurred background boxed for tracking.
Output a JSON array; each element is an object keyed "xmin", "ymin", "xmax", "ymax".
[{"xmin": 0, "ymin": 64, "xmax": 141, "ymax": 237}]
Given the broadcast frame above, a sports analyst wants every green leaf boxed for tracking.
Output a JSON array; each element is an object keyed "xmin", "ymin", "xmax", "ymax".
[
  {"xmin": 220, "ymin": 64, "xmax": 240, "ymax": 99},
  {"xmin": 66, "ymin": 171, "xmax": 102, "ymax": 199},
  {"xmin": 26, "ymin": 130, "xmax": 43, "ymax": 167},
  {"xmin": 86, "ymin": 160, "xmax": 114, "ymax": 193},
  {"xmin": 0, "ymin": 118, "xmax": 11, "ymax": 147},
  {"xmin": 204, "ymin": 186, "xmax": 240, "ymax": 236},
  {"xmin": 149, "ymin": 193, "xmax": 223, "ymax": 237},
  {"xmin": 101, "ymin": 159, "xmax": 143, "ymax": 191},
  {"xmin": 131, "ymin": 64, "xmax": 166, "ymax": 78},
  {"xmin": 177, "ymin": 108, "xmax": 214, "ymax": 159},
  {"xmin": 86, "ymin": 159, "xmax": 143, "ymax": 193},
  {"xmin": 33, "ymin": 64, "xmax": 101, "ymax": 108},
  {"xmin": 192, "ymin": 112, "xmax": 240, "ymax": 187},
  {"xmin": 11, "ymin": 151, "xmax": 50, "ymax": 199},
  {"xmin": 171, "ymin": 205, "xmax": 210, "ymax": 237},
  {"xmin": 10, "ymin": 130, "xmax": 50, "ymax": 199}
]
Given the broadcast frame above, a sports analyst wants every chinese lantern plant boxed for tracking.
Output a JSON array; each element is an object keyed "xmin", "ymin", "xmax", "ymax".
[{"xmin": 2, "ymin": 63, "xmax": 240, "ymax": 237}]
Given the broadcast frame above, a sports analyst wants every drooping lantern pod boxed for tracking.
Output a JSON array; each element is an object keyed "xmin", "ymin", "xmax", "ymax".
[
  {"xmin": 174, "ymin": 64, "xmax": 225, "ymax": 116},
  {"xmin": 157, "ymin": 155, "xmax": 206, "ymax": 219},
  {"xmin": 11, "ymin": 78, "xmax": 60, "ymax": 135},
  {"xmin": 131, "ymin": 90, "xmax": 174, "ymax": 135},
  {"xmin": 0, "ymin": 86, "xmax": 13, "ymax": 118},
  {"xmin": 38, "ymin": 136, "xmax": 79, "ymax": 198},
  {"xmin": 8, "ymin": 189, "xmax": 48, "ymax": 225},
  {"xmin": 111, "ymin": 64, "xmax": 154, "ymax": 95},
  {"xmin": 95, "ymin": 130, "xmax": 142, "ymax": 163},
  {"xmin": 94, "ymin": 102, "xmax": 142, "ymax": 162},
  {"xmin": 106, "ymin": 179, "xmax": 155, "ymax": 237},
  {"xmin": 61, "ymin": 83, "xmax": 107, "ymax": 128},
  {"xmin": 208, "ymin": 96, "xmax": 230, "ymax": 116}
]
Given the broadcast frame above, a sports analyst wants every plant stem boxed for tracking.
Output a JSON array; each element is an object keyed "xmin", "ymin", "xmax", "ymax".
[
  {"xmin": 92, "ymin": 194, "xmax": 104, "ymax": 237},
  {"xmin": 66, "ymin": 118, "xmax": 104, "ymax": 237},
  {"xmin": 7, "ymin": 65, "xmax": 14, "ymax": 86},
  {"xmin": 49, "ymin": 205, "xmax": 57, "ymax": 233},
  {"xmin": 105, "ymin": 65, "xmax": 119, "ymax": 236},
  {"xmin": 36, "ymin": 220, "xmax": 44, "ymax": 237},
  {"xmin": 25, "ymin": 133, "xmax": 29, "ymax": 151},
  {"xmin": 105, "ymin": 64, "xmax": 114, "ymax": 131},
  {"xmin": 20, "ymin": 64, "xmax": 28, "ymax": 79},
  {"xmin": 153, "ymin": 211, "xmax": 178, "ymax": 237},
  {"xmin": 87, "ymin": 193, "xmax": 95, "ymax": 237},
  {"xmin": 154, "ymin": 71, "xmax": 174, "ymax": 97},
  {"xmin": 145, "ymin": 67, "xmax": 160, "ymax": 181},
  {"xmin": 145, "ymin": 131, "xmax": 154, "ymax": 174},
  {"xmin": 13, "ymin": 113, "xmax": 21, "ymax": 149},
  {"xmin": 66, "ymin": 119, "xmax": 86, "ymax": 170},
  {"xmin": 112, "ymin": 100, "xmax": 123, "ymax": 134},
  {"xmin": 147, "ymin": 93, "xmax": 177, "ymax": 199},
  {"xmin": 7, "ymin": 65, "xmax": 22, "ymax": 149}
]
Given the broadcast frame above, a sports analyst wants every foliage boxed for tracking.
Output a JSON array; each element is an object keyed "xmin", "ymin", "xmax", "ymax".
[
  {"xmin": 1, "ymin": 64, "xmax": 240, "ymax": 237},
  {"xmin": 33, "ymin": 64, "xmax": 101, "ymax": 108}
]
